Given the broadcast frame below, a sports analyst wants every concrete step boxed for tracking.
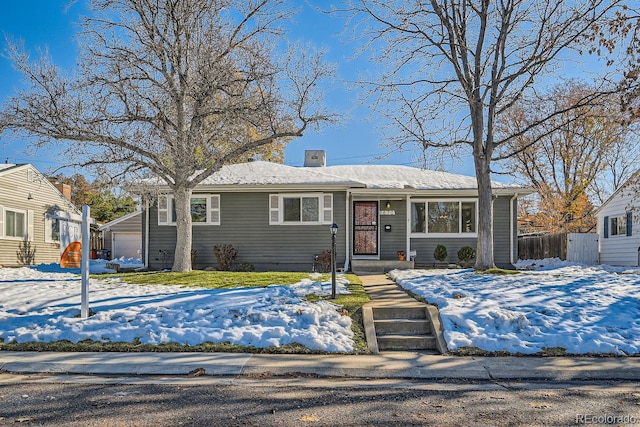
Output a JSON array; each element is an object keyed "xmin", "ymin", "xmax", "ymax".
[
  {"xmin": 377, "ymin": 334, "xmax": 438, "ymax": 351},
  {"xmin": 351, "ymin": 260, "xmax": 415, "ymax": 275},
  {"xmin": 374, "ymin": 318, "xmax": 431, "ymax": 335},
  {"xmin": 371, "ymin": 306, "xmax": 427, "ymax": 320}
]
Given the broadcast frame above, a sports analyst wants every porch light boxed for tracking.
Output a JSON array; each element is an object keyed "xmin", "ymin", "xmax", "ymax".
[
  {"xmin": 331, "ymin": 223, "xmax": 338, "ymax": 235},
  {"xmin": 330, "ymin": 223, "xmax": 338, "ymax": 299},
  {"xmin": 385, "ymin": 201, "xmax": 391, "ymax": 209}
]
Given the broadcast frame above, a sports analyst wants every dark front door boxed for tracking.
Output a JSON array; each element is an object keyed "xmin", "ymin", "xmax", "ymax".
[{"xmin": 353, "ymin": 201, "xmax": 378, "ymax": 255}]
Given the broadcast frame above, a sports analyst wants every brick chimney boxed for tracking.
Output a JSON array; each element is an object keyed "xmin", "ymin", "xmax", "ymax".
[{"xmin": 54, "ymin": 183, "xmax": 72, "ymax": 202}]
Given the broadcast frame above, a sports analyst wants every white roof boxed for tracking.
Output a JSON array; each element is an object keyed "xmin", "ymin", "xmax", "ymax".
[
  {"xmin": 0, "ymin": 163, "xmax": 24, "ymax": 175},
  {"xmin": 197, "ymin": 161, "xmax": 362, "ymax": 186},
  {"xmin": 144, "ymin": 161, "xmax": 529, "ymax": 194},
  {"xmin": 320, "ymin": 164, "xmax": 515, "ymax": 190}
]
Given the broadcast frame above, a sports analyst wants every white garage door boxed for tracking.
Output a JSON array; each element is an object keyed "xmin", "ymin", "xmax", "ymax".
[{"xmin": 112, "ymin": 232, "xmax": 142, "ymax": 259}]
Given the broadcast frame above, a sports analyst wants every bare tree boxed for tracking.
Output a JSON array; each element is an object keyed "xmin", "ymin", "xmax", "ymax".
[
  {"xmin": 0, "ymin": 0, "xmax": 334, "ymax": 271},
  {"xmin": 342, "ymin": 0, "xmax": 626, "ymax": 269},
  {"xmin": 500, "ymin": 81, "xmax": 640, "ymax": 232}
]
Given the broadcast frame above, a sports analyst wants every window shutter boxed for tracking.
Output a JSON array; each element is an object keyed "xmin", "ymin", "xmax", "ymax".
[
  {"xmin": 627, "ymin": 212, "xmax": 633, "ymax": 236},
  {"xmin": 209, "ymin": 195, "xmax": 220, "ymax": 225},
  {"xmin": 322, "ymin": 194, "xmax": 333, "ymax": 224},
  {"xmin": 603, "ymin": 216, "xmax": 609, "ymax": 238},
  {"xmin": 0, "ymin": 205, "xmax": 4, "ymax": 238},
  {"xmin": 269, "ymin": 194, "xmax": 279, "ymax": 224},
  {"xmin": 27, "ymin": 210, "xmax": 34, "ymax": 242},
  {"xmin": 158, "ymin": 195, "xmax": 168, "ymax": 225}
]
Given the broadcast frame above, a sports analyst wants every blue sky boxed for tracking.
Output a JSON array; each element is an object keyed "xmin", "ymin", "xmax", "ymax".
[
  {"xmin": 0, "ymin": 1, "xmax": 479, "ymax": 179},
  {"xmin": 0, "ymin": 1, "xmax": 603, "ymax": 181}
]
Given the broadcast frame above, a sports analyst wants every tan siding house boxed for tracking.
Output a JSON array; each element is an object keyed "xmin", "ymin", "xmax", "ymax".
[{"xmin": 0, "ymin": 164, "xmax": 81, "ymax": 267}]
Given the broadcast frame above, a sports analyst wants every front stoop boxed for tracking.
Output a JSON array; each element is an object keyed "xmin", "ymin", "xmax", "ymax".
[{"xmin": 363, "ymin": 303, "xmax": 447, "ymax": 353}]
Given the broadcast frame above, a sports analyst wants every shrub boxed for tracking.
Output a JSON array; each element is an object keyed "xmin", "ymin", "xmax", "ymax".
[
  {"xmin": 318, "ymin": 249, "xmax": 332, "ymax": 272},
  {"xmin": 213, "ymin": 244, "xmax": 238, "ymax": 271},
  {"xmin": 234, "ymin": 261, "xmax": 255, "ymax": 272},
  {"xmin": 457, "ymin": 246, "xmax": 476, "ymax": 266},
  {"xmin": 16, "ymin": 240, "xmax": 36, "ymax": 266},
  {"xmin": 434, "ymin": 244, "xmax": 448, "ymax": 262}
]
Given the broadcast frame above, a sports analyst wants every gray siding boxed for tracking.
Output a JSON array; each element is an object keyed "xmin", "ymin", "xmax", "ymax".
[
  {"xmin": 410, "ymin": 196, "xmax": 515, "ymax": 267},
  {"xmin": 0, "ymin": 166, "xmax": 79, "ymax": 266},
  {"xmin": 493, "ymin": 196, "xmax": 515, "ymax": 267},
  {"xmin": 378, "ymin": 201, "xmax": 407, "ymax": 260},
  {"xmin": 410, "ymin": 238, "xmax": 478, "ymax": 266},
  {"xmin": 147, "ymin": 191, "xmax": 347, "ymax": 271},
  {"xmin": 145, "ymin": 191, "xmax": 518, "ymax": 271}
]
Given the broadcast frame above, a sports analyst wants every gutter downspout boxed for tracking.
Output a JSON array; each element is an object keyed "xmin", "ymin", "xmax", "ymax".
[
  {"xmin": 406, "ymin": 195, "xmax": 411, "ymax": 261},
  {"xmin": 510, "ymin": 193, "xmax": 518, "ymax": 266},
  {"xmin": 144, "ymin": 198, "xmax": 150, "ymax": 269},
  {"xmin": 344, "ymin": 190, "xmax": 351, "ymax": 272}
]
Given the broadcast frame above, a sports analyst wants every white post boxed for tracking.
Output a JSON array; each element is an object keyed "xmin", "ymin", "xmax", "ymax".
[{"xmin": 81, "ymin": 205, "xmax": 91, "ymax": 318}]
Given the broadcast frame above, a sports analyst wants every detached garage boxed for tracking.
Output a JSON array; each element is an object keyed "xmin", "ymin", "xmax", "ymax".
[{"xmin": 99, "ymin": 211, "xmax": 142, "ymax": 260}]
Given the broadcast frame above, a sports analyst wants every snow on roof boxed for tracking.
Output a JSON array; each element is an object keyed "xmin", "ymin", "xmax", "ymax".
[
  {"xmin": 197, "ymin": 161, "xmax": 363, "ymax": 186},
  {"xmin": 145, "ymin": 160, "xmax": 528, "ymax": 193},
  {"xmin": 319, "ymin": 164, "xmax": 516, "ymax": 190},
  {"xmin": 0, "ymin": 163, "xmax": 22, "ymax": 174}
]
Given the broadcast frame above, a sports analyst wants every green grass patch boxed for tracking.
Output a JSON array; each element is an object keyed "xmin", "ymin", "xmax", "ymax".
[
  {"xmin": 301, "ymin": 273, "xmax": 369, "ymax": 354},
  {"xmin": 95, "ymin": 270, "xmax": 324, "ymax": 289}
]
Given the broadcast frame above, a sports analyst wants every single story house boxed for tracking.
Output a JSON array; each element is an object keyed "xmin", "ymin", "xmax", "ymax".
[
  {"xmin": 0, "ymin": 163, "xmax": 82, "ymax": 266},
  {"xmin": 98, "ymin": 210, "xmax": 142, "ymax": 260},
  {"xmin": 596, "ymin": 172, "xmax": 639, "ymax": 266},
  {"xmin": 140, "ymin": 151, "xmax": 532, "ymax": 272}
]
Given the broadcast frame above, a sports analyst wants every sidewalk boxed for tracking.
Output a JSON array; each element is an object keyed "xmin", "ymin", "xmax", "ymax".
[{"xmin": 2, "ymin": 351, "xmax": 640, "ymax": 382}]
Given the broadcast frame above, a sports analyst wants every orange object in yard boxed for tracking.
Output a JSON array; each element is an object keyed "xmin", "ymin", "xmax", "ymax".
[{"xmin": 60, "ymin": 241, "xmax": 82, "ymax": 268}]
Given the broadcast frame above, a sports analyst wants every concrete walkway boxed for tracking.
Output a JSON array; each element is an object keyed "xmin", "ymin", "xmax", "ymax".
[
  {"xmin": 2, "ymin": 274, "xmax": 640, "ymax": 382},
  {"xmin": 359, "ymin": 274, "xmax": 424, "ymax": 305},
  {"xmin": 2, "ymin": 351, "xmax": 640, "ymax": 381}
]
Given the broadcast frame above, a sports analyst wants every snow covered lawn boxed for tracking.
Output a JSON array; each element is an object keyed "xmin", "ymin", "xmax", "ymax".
[
  {"xmin": 0, "ymin": 263, "xmax": 354, "ymax": 352},
  {"xmin": 390, "ymin": 259, "xmax": 640, "ymax": 355}
]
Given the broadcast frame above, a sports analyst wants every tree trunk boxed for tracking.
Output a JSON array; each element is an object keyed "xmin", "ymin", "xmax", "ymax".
[
  {"xmin": 172, "ymin": 186, "xmax": 193, "ymax": 272},
  {"xmin": 474, "ymin": 152, "xmax": 496, "ymax": 271}
]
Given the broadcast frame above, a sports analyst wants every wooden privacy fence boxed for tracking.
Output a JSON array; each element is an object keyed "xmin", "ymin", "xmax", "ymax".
[
  {"xmin": 518, "ymin": 233, "xmax": 599, "ymax": 264},
  {"xmin": 519, "ymin": 233, "xmax": 566, "ymax": 260}
]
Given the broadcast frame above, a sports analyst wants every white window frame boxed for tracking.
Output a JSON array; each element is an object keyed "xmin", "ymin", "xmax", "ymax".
[
  {"xmin": 1, "ymin": 206, "xmax": 33, "ymax": 241},
  {"xmin": 410, "ymin": 199, "xmax": 478, "ymax": 238},
  {"xmin": 157, "ymin": 194, "xmax": 221, "ymax": 226},
  {"xmin": 610, "ymin": 215, "xmax": 627, "ymax": 236},
  {"xmin": 269, "ymin": 193, "xmax": 333, "ymax": 225}
]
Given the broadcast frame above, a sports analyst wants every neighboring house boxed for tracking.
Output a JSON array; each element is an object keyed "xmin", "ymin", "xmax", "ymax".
[
  {"xmin": 0, "ymin": 163, "xmax": 82, "ymax": 267},
  {"xmin": 98, "ymin": 210, "xmax": 142, "ymax": 260},
  {"xmin": 596, "ymin": 173, "xmax": 640, "ymax": 267},
  {"xmin": 140, "ymin": 151, "xmax": 532, "ymax": 271}
]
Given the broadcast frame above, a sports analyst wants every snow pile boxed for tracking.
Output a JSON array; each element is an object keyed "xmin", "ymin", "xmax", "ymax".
[
  {"xmin": 390, "ymin": 262, "xmax": 640, "ymax": 355},
  {"xmin": 0, "ymin": 268, "xmax": 354, "ymax": 352}
]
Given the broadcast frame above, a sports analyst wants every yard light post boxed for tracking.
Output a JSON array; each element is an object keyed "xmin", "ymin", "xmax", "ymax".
[{"xmin": 330, "ymin": 223, "xmax": 338, "ymax": 299}]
